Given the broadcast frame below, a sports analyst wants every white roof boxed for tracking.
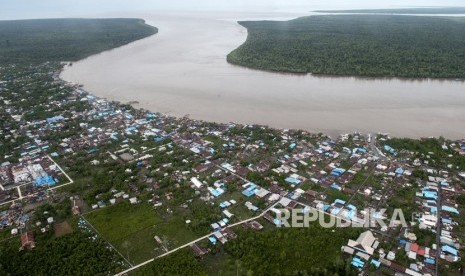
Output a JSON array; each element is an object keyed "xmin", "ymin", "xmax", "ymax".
[{"xmin": 190, "ymin": 177, "xmax": 203, "ymax": 188}]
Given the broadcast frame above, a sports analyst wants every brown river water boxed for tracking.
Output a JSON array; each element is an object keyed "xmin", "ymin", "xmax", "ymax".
[{"xmin": 60, "ymin": 12, "xmax": 465, "ymax": 139}]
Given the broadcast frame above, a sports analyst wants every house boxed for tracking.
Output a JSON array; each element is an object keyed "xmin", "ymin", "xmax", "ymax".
[
  {"xmin": 190, "ymin": 243, "xmax": 208, "ymax": 257},
  {"xmin": 343, "ymin": 230, "xmax": 378, "ymax": 256},
  {"xmin": 72, "ymin": 205, "xmax": 80, "ymax": 215},
  {"xmin": 20, "ymin": 231, "xmax": 36, "ymax": 250}
]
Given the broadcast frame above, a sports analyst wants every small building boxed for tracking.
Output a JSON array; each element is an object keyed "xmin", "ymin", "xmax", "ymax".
[
  {"xmin": 119, "ymin": 153, "xmax": 134, "ymax": 162},
  {"xmin": 190, "ymin": 243, "xmax": 208, "ymax": 257},
  {"xmin": 20, "ymin": 231, "xmax": 36, "ymax": 250},
  {"xmin": 72, "ymin": 205, "xmax": 81, "ymax": 215}
]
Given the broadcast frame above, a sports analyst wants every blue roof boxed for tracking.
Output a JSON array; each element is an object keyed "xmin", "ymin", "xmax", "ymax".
[
  {"xmin": 442, "ymin": 205, "xmax": 459, "ymax": 214},
  {"xmin": 331, "ymin": 208, "xmax": 340, "ymax": 215},
  {"xmin": 285, "ymin": 177, "xmax": 301, "ymax": 185},
  {"xmin": 442, "ymin": 245, "xmax": 458, "ymax": 256},
  {"xmin": 353, "ymin": 147, "xmax": 367, "ymax": 154},
  {"xmin": 442, "ymin": 218, "xmax": 452, "ymax": 224},
  {"xmin": 395, "ymin": 168, "xmax": 404, "ymax": 175},
  {"xmin": 334, "ymin": 199, "xmax": 346, "ymax": 205},
  {"xmin": 425, "ymin": 258, "xmax": 435, "ymax": 265},
  {"xmin": 347, "ymin": 204, "xmax": 357, "ymax": 211},
  {"xmin": 330, "ymin": 183, "xmax": 341, "ymax": 190},
  {"xmin": 351, "ymin": 257, "xmax": 364, "ymax": 268},
  {"xmin": 46, "ymin": 116, "xmax": 64, "ymax": 124},
  {"xmin": 154, "ymin": 137, "xmax": 164, "ymax": 142},
  {"xmin": 34, "ymin": 175, "xmax": 56, "ymax": 187},
  {"xmin": 384, "ymin": 145, "xmax": 397, "ymax": 155},
  {"xmin": 208, "ymin": 237, "xmax": 217, "ymax": 244},
  {"xmin": 423, "ymin": 191, "xmax": 438, "ymax": 200},
  {"xmin": 289, "ymin": 143, "xmax": 296, "ymax": 149},
  {"xmin": 347, "ymin": 210, "xmax": 355, "ymax": 220},
  {"xmin": 370, "ymin": 259, "xmax": 381, "ymax": 268},
  {"xmin": 331, "ymin": 168, "xmax": 346, "ymax": 176}
]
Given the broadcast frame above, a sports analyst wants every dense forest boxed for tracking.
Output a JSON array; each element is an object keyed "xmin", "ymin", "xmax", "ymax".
[
  {"xmin": 223, "ymin": 225, "xmax": 359, "ymax": 275},
  {"xmin": 227, "ymin": 15, "xmax": 465, "ymax": 78},
  {"xmin": 0, "ymin": 18, "xmax": 157, "ymax": 64},
  {"xmin": 0, "ymin": 231, "xmax": 124, "ymax": 275}
]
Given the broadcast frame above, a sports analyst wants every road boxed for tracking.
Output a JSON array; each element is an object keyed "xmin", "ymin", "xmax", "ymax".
[
  {"xmin": 435, "ymin": 181, "xmax": 442, "ymax": 276},
  {"xmin": 114, "ymin": 201, "xmax": 279, "ymax": 276}
]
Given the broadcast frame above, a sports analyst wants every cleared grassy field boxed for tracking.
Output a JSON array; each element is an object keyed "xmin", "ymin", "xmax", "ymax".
[{"xmin": 84, "ymin": 202, "xmax": 198, "ymax": 264}]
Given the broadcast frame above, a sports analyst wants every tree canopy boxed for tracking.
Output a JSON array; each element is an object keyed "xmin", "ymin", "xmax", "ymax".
[
  {"xmin": 0, "ymin": 18, "xmax": 157, "ymax": 64},
  {"xmin": 228, "ymin": 15, "xmax": 465, "ymax": 78}
]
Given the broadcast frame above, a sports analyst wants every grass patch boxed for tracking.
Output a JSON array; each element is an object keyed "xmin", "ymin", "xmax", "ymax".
[{"xmin": 85, "ymin": 202, "xmax": 198, "ymax": 264}]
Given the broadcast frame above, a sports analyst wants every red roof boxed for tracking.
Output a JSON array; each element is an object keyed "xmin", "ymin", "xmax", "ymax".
[
  {"xmin": 411, "ymin": 243, "xmax": 419, "ymax": 252},
  {"xmin": 417, "ymin": 247, "xmax": 426, "ymax": 256}
]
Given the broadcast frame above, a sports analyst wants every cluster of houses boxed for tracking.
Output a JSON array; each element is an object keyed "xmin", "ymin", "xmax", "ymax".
[{"xmin": 1, "ymin": 65, "xmax": 464, "ymax": 275}]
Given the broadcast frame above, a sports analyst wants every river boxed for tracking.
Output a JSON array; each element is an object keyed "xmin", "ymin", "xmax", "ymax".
[{"xmin": 60, "ymin": 11, "xmax": 465, "ymax": 139}]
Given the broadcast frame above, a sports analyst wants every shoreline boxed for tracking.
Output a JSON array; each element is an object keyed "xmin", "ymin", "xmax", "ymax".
[
  {"xmin": 60, "ymin": 12, "xmax": 465, "ymax": 140},
  {"xmin": 61, "ymin": 71, "xmax": 461, "ymax": 141}
]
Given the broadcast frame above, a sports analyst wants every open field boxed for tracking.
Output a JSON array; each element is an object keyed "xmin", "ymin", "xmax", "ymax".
[{"xmin": 84, "ymin": 202, "xmax": 198, "ymax": 264}]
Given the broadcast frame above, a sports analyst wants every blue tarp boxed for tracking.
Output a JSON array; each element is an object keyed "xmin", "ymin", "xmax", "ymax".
[{"xmin": 289, "ymin": 143, "xmax": 296, "ymax": 149}]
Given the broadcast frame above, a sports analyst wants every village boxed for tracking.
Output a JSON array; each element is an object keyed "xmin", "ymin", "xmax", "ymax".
[{"xmin": 1, "ymin": 63, "xmax": 465, "ymax": 275}]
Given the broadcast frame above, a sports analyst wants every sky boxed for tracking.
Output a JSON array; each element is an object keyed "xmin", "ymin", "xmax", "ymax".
[{"xmin": 2, "ymin": 0, "xmax": 465, "ymax": 20}]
